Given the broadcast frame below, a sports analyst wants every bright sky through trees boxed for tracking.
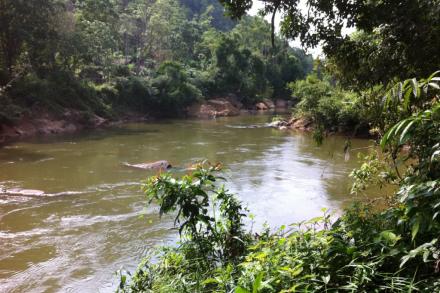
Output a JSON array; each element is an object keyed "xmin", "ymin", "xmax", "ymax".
[{"xmin": 249, "ymin": 0, "xmax": 355, "ymax": 57}]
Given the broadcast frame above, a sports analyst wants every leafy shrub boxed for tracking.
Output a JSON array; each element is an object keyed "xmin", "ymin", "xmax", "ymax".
[
  {"xmin": 289, "ymin": 74, "xmax": 368, "ymax": 134},
  {"xmin": 6, "ymin": 71, "xmax": 110, "ymax": 116},
  {"xmin": 151, "ymin": 61, "xmax": 202, "ymax": 116},
  {"xmin": 119, "ymin": 169, "xmax": 440, "ymax": 292},
  {"xmin": 115, "ymin": 77, "xmax": 156, "ymax": 113},
  {"xmin": 118, "ymin": 163, "xmax": 250, "ymax": 292},
  {"xmin": 0, "ymin": 94, "xmax": 25, "ymax": 124}
]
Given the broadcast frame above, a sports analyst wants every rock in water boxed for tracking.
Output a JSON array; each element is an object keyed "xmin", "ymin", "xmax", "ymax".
[
  {"xmin": 256, "ymin": 102, "xmax": 268, "ymax": 110},
  {"xmin": 186, "ymin": 98, "xmax": 240, "ymax": 119},
  {"xmin": 123, "ymin": 160, "xmax": 172, "ymax": 170},
  {"xmin": 3, "ymin": 188, "xmax": 45, "ymax": 196}
]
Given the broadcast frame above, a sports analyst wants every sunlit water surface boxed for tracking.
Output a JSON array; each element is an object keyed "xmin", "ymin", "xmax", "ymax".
[{"xmin": 0, "ymin": 114, "xmax": 373, "ymax": 292}]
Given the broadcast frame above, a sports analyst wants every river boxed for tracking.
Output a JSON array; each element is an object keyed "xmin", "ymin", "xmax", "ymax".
[{"xmin": 0, "ymin": 113, "xmax": 372, "ymax": 292}]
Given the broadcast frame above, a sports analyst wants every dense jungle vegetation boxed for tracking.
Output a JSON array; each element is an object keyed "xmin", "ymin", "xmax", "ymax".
[
  {"xmin": 2, "ymin": 0, "xmax": 440, "ymax": 291},
  {"xmin": 114, "ymin": 0, "xmax": 440, "ymax": 292},
  {"xmin": 0, "ymin": 0, "xmax": 312, "ymax": 124}
]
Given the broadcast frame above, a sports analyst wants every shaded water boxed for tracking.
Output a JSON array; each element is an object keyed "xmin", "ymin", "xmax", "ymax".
[{"xmin": 0, "ymin": 114, "xmax": 372, "ymax": 292}]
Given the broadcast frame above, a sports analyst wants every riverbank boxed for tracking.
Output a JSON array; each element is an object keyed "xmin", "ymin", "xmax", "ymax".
[
  {"xmin": 0, "ymin": 108, "xmax": 149, "ymax": 144},
  {"xmin": 270, "ymin": 116, "xmax": 373, "ymax": 139},
  {"xmin": 0, "ymin": 96, "xmax": 293, "ymax": 145}
]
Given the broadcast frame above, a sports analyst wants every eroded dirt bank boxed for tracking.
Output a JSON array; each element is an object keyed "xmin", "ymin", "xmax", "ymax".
[{"xmin": 1, "ymin": 96, "xmax": 293, "ymax": 144}]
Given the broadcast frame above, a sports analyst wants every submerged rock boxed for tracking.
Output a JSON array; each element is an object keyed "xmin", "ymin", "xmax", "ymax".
[
  {"xmin": 289, "ymin": 117, "xmax": 314, "ymax": 131},
  {"xmin": 2, "ymin": 188, "xmax": 45, "ymax": 196},
  {"xmin": 256, "ymin": 102, "xmax": 268, "ymax": 110},
  {"xmin": 269, "ymin": 117, "xmax": 314, "ymax": 132},
  {"xmin": 262, "ymin": 98, "xmax": 275, "ymax": 109},
  {"xmin": 268, "ymin": 120, "xmax": 288, "ymax": 128},
  {"xmin": 123, "ymin": 160, "xmax": 172, "ymax": 170}
]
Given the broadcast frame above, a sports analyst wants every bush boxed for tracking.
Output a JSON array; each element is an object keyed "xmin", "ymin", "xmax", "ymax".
[
  {"xmin": 7, "ymin": 71, "xmax": 112, "ymax": 118},
  {"xmin": 0, "ymin": 94, "xmax": 25, "ymax": 125},
  {"xmin": 115, "ymin": 77, "xmax": 155, "ymax": 113},
  {"xmin": 151, "ymin": 61, "xmax": 202, "ymax": 116},
  {"xmin": 118, "ymin": 163, "xmax": 250, "ymax": 292},
  {"xmin": 289, "ymin": 74, "xmax": 367, "ymax": 134}
]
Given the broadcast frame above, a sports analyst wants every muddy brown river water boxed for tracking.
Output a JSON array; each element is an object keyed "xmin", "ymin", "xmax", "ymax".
[{"xmin": 0, "ymin": 114, "xmax": 373, "ymax": 292}]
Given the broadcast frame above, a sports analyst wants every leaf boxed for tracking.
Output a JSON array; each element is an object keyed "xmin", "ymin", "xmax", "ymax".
[
  {"xmin": 397, "ymin": 82, "xmax": 403, "ymax": 101},
  {"xmin": 410, "ymin": 78, "xmax": 419, "ymax": 98},
  {"xmin": 381, "ymin": 121, "xmax": 401, "ymax": 149},
  {"xmin": 428, "ymin": 82, "xmax": 440, "ymax": 90},
  {"xmin": 411, "ymin": 217, "xmax": 420, "ymax": 241},
  {"xmin": 252, "ymin": 272, "xmax": 263, "ymax": 293},
  {"xmin": 235, "ymin": 287, "xmax": 251, "ymax": 293},
  {"xmin": 202, "ymin": 278, "xmax": 219, "ymax": 285},
  {"xmin": 399, "ymin": 120, "xmax": 416, "ymax": 144},
  {"xmin": 403, "ymin": 86, "xmax": 413, "ymax": 110},
  {"xmin": 428, "ymin": 70, "xmax": 440, "ymax": 81},
  {"xmin": 423, "ymin": 250, "xmax": 430, "ymax": 262},
  {"xmin": 379, "ymin": 230, "xmax": 400, "ymax": 246}
]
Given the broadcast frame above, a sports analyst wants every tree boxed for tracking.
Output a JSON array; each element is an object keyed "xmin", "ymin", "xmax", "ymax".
[
  {"xmin": 151, "ymin": 61, "xmax": 202, "ymax": 115},
  {"xmin": 219, "ymin": 0, "xmax": 440, "ymax": 86},
  {"xmin": 143, "ymin": 0, "xmax": 188, "ymax": 63},
  {"xmin": 0, "ymin": 0, "xmax": 60, "ymax": 82},
  {"xmin": 180, "ymin": 0, "xmax": 236, "ymax": 31}
]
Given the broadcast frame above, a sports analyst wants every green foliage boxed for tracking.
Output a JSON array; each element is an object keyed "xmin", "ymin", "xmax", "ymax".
[
  {"xmin": 0, "ymin": 94, "xmax": 24, "ymax": 125},
  {"xmin": 349, "ymin": 150, "xmax": 398, "ymax": 195},
  {"xmin": 7, "ymin": 71, "xmax": 109, "ymax": 116},
  {"xmin": 0, "ymin": 0, "xmax": 311, "ymax": 121},
  {"xmin": 219, "ymin": 0, "xmax": 440, "ymax": 89},
  {"xmin": 378, "ymin": 72, "xmax": 440, "ymax": 249},
  {"xmin": 115, "ymin": 77, "xmax": 155, "ymax": 113},
  {"xmin": 120, "ymin": 170, "xmax": 440, "ymax": 292},
  {"xmin": 144, "ymin": 163, "xmax": 248, "ymax": 261},
  {"xmin": 380, "ymin": 71, "xmax": 440, "ymax": 142},
  {"xmin": 119, "ymin": 163, "xmax": 251, "ymax": 292},
  {"xmin": 180, "ymin": 0, "xmax": 236, "ymax": 31},
  {"xmin": 151, "ymin": 61, "xmax": 202, "ymax": 116},
  {"xmin": 0, "ymin": 0, "xmax": 61, "ymax": 78},
  {"xmin": 289, "ymin": 73, "xmax": 367, "ymax": 134}
]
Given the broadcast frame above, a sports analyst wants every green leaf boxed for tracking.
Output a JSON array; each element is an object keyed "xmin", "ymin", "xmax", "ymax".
[
  {"xmin": 428, "ymin": 82, "xmax": 440, "ymax": 90},
  {"xmin": 379, "ymin": 230, "xmax": 400, "ymax": 246},
  {"xmin": 410, "ymin": 78, "xmax": 419, "ymax": 98},
  {"xmin": 381, "ymin": 121, "xmax": 401, "ymax": 149},
  {"xmin": 403, "ymin": 86, "xmax": 413, "ymax": 110},
  {"xmin": 411, "ymin": 217, "xmax": 420, "ymax": 241},
  {"xmin": 202, "ymin": 278, "xmax": 219, "ymax": 285},
  {"xmin": 235, "ymin": 287, "xmax": 251, "ymax": 293},
  {"xmin": 399, "ymin": 120, "xmax": 416, "ymax": 144},
  {"xmin": 428, "ymin": 70, "xmax": 440, "ymax": 81},
  {"xmin": 252, "ymin": 272, "xmax": 263, "ymax": 293}
]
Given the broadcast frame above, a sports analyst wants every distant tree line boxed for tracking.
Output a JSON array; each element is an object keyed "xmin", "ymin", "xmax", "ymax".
[{"xmin": 0, "ymin": 0, "xmax": 312, "ymax": 122}]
